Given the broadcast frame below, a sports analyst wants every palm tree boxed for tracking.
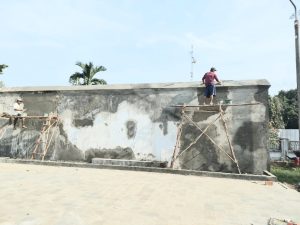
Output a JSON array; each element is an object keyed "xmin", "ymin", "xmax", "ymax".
[{"xmin": 69, "ymin": 62, "xmax": 107, "ymax": 85}]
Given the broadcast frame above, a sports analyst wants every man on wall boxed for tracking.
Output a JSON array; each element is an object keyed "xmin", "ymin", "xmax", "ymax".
[
  {"xmin": 13, "ymin": 98, "xmax": 27, "ymax": 129},
  {"xmin": 202, "ymin": 67, "xmax": 222, "ymax": 105}
]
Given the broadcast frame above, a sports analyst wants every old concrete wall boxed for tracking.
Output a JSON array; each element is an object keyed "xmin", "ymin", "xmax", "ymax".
[{"xmin": 0, "ymin": 80, "xmax": 270, "ymax": 174}]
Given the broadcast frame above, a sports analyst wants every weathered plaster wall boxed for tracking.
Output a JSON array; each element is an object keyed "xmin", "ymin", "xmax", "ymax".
[{"xmin": 0, "ymin": 80, "xmax": 270, "ymax": 174}]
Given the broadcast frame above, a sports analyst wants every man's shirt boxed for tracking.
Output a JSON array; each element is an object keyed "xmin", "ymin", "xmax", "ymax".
[
  {"xmin": 13, "ymin": 102, "xmax": 24, "ymax": 115},
  {"xmin": 202, "ymin": 72, "xmax": 219, "ymax": 86}
]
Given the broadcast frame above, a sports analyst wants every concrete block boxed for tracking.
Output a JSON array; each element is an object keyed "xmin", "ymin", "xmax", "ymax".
[{"xmin": 91, "ymin": 158, "xmax": 168, "ymax": 168}]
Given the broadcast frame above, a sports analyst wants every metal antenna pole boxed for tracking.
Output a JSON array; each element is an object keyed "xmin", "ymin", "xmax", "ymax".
[
  {"xmin": 190, "ymin": 45, "xmax": 196, "ymax": 81},
  {"xmin": 289, "ymin": 0, "xmax": 300, "ymax": 144}
]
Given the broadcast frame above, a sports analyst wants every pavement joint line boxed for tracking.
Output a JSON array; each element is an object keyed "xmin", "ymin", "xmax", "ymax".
[{"xmin": 0, "ymin": 157, "xmax": 277, "ymax": 181}]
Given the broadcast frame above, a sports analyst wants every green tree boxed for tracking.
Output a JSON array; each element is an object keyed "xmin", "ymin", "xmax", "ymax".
[
  {"xmin": 69, "ymin": 62, "xmax": 107, "ymax": 85},
  {"xmin": 268, "ymin": 95, "xmax": 283, "ymax": 145},
  {"xmin": 0, "ymin": 64, "xmax": 8, "ymax": 74},
  {"xmin": 268, "ymin": 95, "xmax": 284, "ymax": 129},
  {"xmin": 269, "ymin": 89, "xmax": 298, "ymax": 129},
  {"xmin": 0, "ymin": 64, "xmax": 8, "ymax": 87},
  {"xmin": 277, "ymin": 89, "xmax": 298, "ymax": 129}
]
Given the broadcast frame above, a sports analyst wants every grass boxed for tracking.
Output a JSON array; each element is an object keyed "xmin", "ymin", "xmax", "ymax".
[{"xmin": 271, "ymin": 165, "xmax": 300, "ymax": 185}]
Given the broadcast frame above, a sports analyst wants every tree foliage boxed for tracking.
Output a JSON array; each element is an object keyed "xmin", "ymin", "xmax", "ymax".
[
  {"xmin": 0, "ymin": 64, "xmax": 8, "ymax": 74},
  {"xmin": 69, "ymin": 62, "xmax": 107, "ymax": 86},
  {"xmin": 0, "ymin": 64, "xmax": 8, "ymax": 87},
  {"xmin": 269, "ymin": 96, "xmax": 284, "ymax": 129},
  {"xmin": 269, "ymin": 89, "xmax": 298, "ymax": 129}
]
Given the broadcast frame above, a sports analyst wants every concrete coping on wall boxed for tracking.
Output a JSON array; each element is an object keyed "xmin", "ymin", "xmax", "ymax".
[
  {"xmin": 0, "ymin": 79, "xmax": 270, "ymax": 92},
  {"xmin": 0, "ymin": 157, "xmax": 277, "ymax": 181}
]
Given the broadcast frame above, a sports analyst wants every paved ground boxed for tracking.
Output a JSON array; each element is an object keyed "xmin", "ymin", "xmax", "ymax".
[{"xmin": 0, "ymin": 163, "xmax": 299, "ymax": 225}]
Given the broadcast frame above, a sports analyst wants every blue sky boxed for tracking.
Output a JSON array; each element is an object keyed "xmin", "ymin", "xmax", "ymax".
[{"xmin": 0, "ymin": 0, "xmax": 298, "ymax": 95}]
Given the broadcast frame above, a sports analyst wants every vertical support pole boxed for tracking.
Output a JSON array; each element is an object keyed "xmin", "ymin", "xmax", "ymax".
[
  {"xmin": 289, "ymin": 0, "xmax": 300, "ymax": 147},
  {"xmin": 294, "ymin": 18, "xmax": 300, "ymax": 147},
  {"xmin": 171, "ymin": 106, "xmax": 185, "ymax": 168}
]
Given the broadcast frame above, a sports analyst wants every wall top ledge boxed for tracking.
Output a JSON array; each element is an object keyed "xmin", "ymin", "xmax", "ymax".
[{"xmin": 0, "ymin": 79, "xmax": 270, "ymax": 93}]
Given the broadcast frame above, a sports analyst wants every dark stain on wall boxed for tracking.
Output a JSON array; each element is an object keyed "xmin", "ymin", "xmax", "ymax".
[
  {"xmin": 73, "ymin": 118, "xmax": 94, "ymax": 127},
  {"xmin": 85, "ymin": 146, "xmax": 135, "ymax": 162},
  {"xmin": 53, "ymin": 140, "xmax": 84, "ymax": 161},
  {"xmin": 233, "ymin": 121, "xmax": 262, "ymax": 152},
  {"xmin": 126, "ymin": 120, "xmax": 136, "ymax": 139},
  {"xmin": 254, "ymin": 86, "xmax": 269, "ymax": 103},
  {"xmin": 0, "ymin": 129, "xmax": 40, "ymax": 159},
  {"xmin": 162, "ymin": 122, "xmax": 168, "ymax": 135},
  {"xmin": 233, "ymin": 121, "xmax": 266, "ymax": 173},
  {"xmin": 159, "ymin": 124, "xmax": 163, "ymax": 130}
]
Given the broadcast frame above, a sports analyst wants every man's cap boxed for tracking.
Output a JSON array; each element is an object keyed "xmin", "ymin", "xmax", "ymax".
[
  {"xmin": 16, "ymin": 97, "xmax": 23, "ymax": 102},
  {"xmin": 210, "ymin": 67, "xmax": 217, "ymax": 72}
]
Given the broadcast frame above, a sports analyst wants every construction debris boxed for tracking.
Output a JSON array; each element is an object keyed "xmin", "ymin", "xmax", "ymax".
[{"xmin": 268, "ymin": 218, "xmax": 300, "ymax": 225}]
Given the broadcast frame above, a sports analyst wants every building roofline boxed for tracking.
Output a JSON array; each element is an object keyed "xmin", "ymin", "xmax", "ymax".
[{"xmin": 0, "ymin": 79, "xmax": 270, "ymax": 93}]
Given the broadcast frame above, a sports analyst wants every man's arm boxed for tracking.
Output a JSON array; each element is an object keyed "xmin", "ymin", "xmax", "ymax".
[
  {"xmin": 214, "ymin": 74, "xmax": 222, "ymax": 84},
  {"xmin": 202, "ymin": 74, "xmax": 206, "ymax": 84}
]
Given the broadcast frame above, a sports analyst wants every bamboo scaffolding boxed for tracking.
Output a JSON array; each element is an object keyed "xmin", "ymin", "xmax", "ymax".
[
  {"xmin": 31, "ymin": 116, "xmax": 59, "ymax": 160},
  {"xmin": 170, "ymin": 102, "xmax": 253, "ymax": 174},
  {"xmin": 175, "ymin": 114, "xmax": 222, "ymax": 160},
  {"xmin": 183, "ymin": 113, "xmax": 235, "ymax": 162}
]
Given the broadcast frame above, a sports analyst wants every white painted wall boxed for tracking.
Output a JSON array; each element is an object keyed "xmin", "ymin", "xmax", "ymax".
[{"xmin": 61, "ymin": 101, "xmax": 178, "ymax": 161}]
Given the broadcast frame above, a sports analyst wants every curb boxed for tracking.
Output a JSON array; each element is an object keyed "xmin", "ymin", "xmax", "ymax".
[{"xmin": 0, "ymin": 157, "xmax": 277, "ymax": 181}]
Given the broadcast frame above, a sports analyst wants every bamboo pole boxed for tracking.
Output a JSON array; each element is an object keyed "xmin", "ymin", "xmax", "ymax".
[
  {"xmin": 219, "ymin": 108, "xmax": 241, "ymax": 174},
  {"xmin": 170, "ymin": 121, "xmax": 183, "ymax": 168},
  {"xmin": 31, "ymin": 125, "xmax": 47, "ymax": 159},
  {"xmin": 42, "ymin": 120, "xmax": 59, "ymax": 160},
  {"xmin": 170, "ymin": 106, "xmax": 186, "ymax": 168},
  {"xmin": 0, "ymin": 127, "xmax": 7, "ymax": 139}
]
